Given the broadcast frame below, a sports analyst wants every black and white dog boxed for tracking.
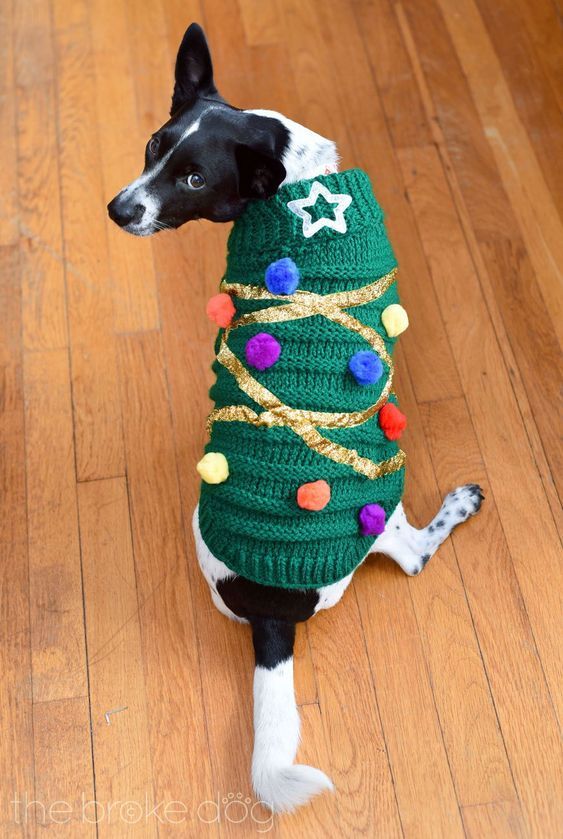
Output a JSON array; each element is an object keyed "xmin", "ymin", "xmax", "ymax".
[{"xmin": 108, "ymin": 23, "xmax": 483, "ymax": 813}]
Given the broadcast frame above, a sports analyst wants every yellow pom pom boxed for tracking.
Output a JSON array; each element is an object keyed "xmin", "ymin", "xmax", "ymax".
[
  {"xmin": 381, "ymin": 304, "xmax": 409, "ymax": 337},
  {"xmin": 197, "ymin": 452, "xmax": 229, "ymax": 484}
]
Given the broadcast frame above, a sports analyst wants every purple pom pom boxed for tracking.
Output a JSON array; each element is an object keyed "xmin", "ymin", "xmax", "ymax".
[
  {"xmin": 358, "ymin": 503, "xmax": 386, "ymax": 536},
  {"xmin": 245, "ymin": 332, "xmax": 281, "ymax": 370},
  {"xmin": 348, "ymin": 350, "xmax": 383, "ymax": 386},
  {"xmin": 265, "ymin": 258, "xmax": 300, "ymax": 295}
]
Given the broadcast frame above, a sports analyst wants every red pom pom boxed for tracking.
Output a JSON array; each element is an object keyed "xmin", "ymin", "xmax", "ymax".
[
  {"xmin": 297, "ymin": 480, "xmax": 331, "ymax": 511},
  {"xmin": 379, "ymin": 403, "xmax": 407, "ymax": 440},
  {"xmin": 206, "ymin": 293, "xmax": 235, "ymax": 328}
]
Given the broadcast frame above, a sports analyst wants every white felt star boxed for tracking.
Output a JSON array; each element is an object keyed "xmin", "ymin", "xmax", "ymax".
[{"xmin": 287, "ymin": 181, "xmax": 353, "ymax": 239}]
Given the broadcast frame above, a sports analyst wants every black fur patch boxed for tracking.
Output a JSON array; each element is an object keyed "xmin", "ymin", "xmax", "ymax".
[
  {"xmin": 251, "ymin": 617, "xmax": 296, "ymax": 669},
  {"xmin": 216, "ymin": 575, "xmax": 319, "ymax": 624}
]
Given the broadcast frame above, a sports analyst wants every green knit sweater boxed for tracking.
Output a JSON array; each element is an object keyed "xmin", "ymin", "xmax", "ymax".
[{"xmin": 198, "ymin": 169, "xmax": 406, "ymax": 589}]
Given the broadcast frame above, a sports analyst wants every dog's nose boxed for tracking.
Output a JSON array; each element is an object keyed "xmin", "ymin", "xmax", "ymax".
[{"xmin": 107, "ymin": 197, "xmax": 145, "ymax": 228}]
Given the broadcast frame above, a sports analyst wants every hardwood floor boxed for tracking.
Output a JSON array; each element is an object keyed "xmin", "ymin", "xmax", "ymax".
[{"xmin": 0, "ymin": 0, "xmax": 561, "ymax": 835}]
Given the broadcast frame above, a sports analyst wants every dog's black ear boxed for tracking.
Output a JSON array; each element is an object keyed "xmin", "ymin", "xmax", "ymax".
[
  {"xmin": 171, "ymin": 23, "xmax": 218, "ymax": 115},
  {"xmin": 235, "ymin": 116, "xmax": 288, "ymax": 200},
  {"xmin": 235, "ymin": 144, "xmax": 287, "ymax": 200}
]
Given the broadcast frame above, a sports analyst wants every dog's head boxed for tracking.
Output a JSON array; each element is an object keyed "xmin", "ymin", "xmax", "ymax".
[{"xmin": 107, "ymin": 24, "xmax": 289, "ymax": 235}]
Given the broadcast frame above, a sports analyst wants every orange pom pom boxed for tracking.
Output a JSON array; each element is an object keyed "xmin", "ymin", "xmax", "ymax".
[
  {"xmin": 379, "ymin": 402, "xmax": 407, "ymax": 440},
  {"xmin": 297, "ymin": 480, "xmax": 331, "ymax": 511},
  {"xmin": 206, "ymin": 293, "xmax": 235, "ymax": 328}
]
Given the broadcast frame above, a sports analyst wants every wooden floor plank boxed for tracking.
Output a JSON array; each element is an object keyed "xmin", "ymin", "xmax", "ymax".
[
  {"xmin": 306, "ymin": 597, "xmax": 403, "ymax": 837},
  {"xmin": 51, "ymin": 0, "xmax": 125, "ymax": 480},
  {"xmin": 398, "ymin": 2, "xmax": 563, "ymax": 492},
  {"xmin": 0, "ymin": 246, "xmax": 35, "ymax": 837},
  {"xmin": 462, "ymin": 801, "xmax": 528, "ymax": 839},
  {"xmin": 398, "ymin": 143, "xmax": 563, "ymax": 727},
  {"xmin": 421, "ymin": 395, "xmax": 563, "ymax": 837},
  {"xmin": 13, "ymin": 0, "xmax": 68, "ymax": 351},
  {"xmin": 512, "ymin": 0, "xmax": 563, "ymax": 113},
  {"xmin": 89, "ymin": 0, "xmax": 160, "ymax": 334},
  {"xmin": 32, "ymin": 697, "xmax": 95, "ymax": 835},
  {"xmin": 77, "ymin": 478, "xmax": 155, "ymax": 838},
  {"xmin": 391, "ymin": 0, "xmax": 562, "ymax": 533},
  {"xmin": 355, "ymin": 0, "xmax": 433, "ymax": 152},
  {"xmin": 0, "ymin": 7, "xmax": 34, "ymax": 832},
  {"xmin": 24, "ymin": 349, "xmax": 88, "ymax": 704},
  {"xmin": 238, "ymin": 0, "xmax": 280, "ymax": 48},
  {"xmin": 354, "ymin": 564, "xmax": 464, "ymax": 839},
  {"xmin": 435, "ymin": 0, "xmax": 563, "ymax": 348},
  {"xmin": 117, "ymin": 331, "xmax": 214, "ymax": 836},
  {"xmin": 0, "ymin": 0, "xmax": 18, "ymax": 247},
  {"xmin": 393, "ymin": 362, "xmax": 524, "ymax": 819},
  {"xmin": 474, "ymin": 0, "xmax": 563, "ymax": 220},
  {"xmin": 398, "ymin": 0, "xmax": 563, "ymax": 456}
]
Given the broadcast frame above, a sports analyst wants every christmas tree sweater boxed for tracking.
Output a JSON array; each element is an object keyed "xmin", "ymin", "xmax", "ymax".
[{"xmin": 197, "ymin": 169, "xmax": 408, "ymax": 589}]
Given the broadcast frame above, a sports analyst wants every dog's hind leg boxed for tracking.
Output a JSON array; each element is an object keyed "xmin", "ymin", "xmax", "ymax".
[
  {"xmin": 374, "ymin": 484, "xmax": 484, "ymax": 576},
  {"xmin": 250, "ymin": 617, "xmax": 333, "ymax": 812}
]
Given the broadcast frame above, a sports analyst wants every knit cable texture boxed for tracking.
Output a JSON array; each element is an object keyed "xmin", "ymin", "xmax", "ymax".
[{"xmin": 199, "ymin": 169, "xmax": 406, "ymax": 589}]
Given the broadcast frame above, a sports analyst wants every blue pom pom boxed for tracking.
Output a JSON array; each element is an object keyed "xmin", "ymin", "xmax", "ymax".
[
  {"xmin": 348, "ymin": 351, "xmax": 383, "ymax": 386},
  {"xmin": 265, "ymin": 258, "xmax": 300, "ymax": 295}
]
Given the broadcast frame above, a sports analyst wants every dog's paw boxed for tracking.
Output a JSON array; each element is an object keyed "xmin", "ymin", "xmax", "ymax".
[{"xmin": 443, "ymin": 483, "xmax": 485, "ymax": 524}]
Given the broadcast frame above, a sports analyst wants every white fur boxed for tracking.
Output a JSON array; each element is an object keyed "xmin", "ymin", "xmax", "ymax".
[
  {"xmin": 246, "ymin": 109, "xmax": 339, "ymax": 184},
  {"xmin": 315, "ymin": 570, "xmax": 354, "ymax": 612},
  {"xmin": 252, "ymin": 659, "xmax": 333, "ymax": 812},
  {"xmin": 192, "ymin": 507, "xmax": 246, "ymax": 623}
]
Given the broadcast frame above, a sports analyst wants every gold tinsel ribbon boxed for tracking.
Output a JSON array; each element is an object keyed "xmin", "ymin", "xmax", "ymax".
[{"xmin": 208, "ymin": 268, "xmax": 406, "ymax": 480}]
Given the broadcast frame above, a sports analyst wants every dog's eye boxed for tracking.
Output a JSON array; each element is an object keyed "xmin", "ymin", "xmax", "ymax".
[
  {"xmin": 148, "ymin": 137, "xmax": 159, "ymax": 157},
  {"xmin": 184, "ymin": 172, "xmax": 206, "ymax": 190}
]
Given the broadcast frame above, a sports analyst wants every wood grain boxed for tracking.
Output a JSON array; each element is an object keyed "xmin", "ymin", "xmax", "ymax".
[
  {"xmin": 435, "ymin": 0, "xmax": 563, "ymax": 347},
  {"xmin": 14, "ymin": 0, "xmax": 68, "ymax": 351},
  {"xmin": 0, "ymin": 13, "xmax": 34, "ymax": 833},
  {"xmin": 51, "ymin": 0, "xmax": 125, "ymax": 480},
  {"xmin": 0, "ymin": 1, "xmax": 18, "ymax": 247},
  {"xmin": 77, "ymin": 478, "xmax": 155, "ymax": 838},
  {"xmin": 404, "ymin": 2, "xmax": 563, "ymax": 510},
  {"xmin": 1, "ymin": 0, "xmax": 562, "ymax": 835},
  {"xmin": 0, "ymin": 246, "xmax": 35, "ymax": 837},
  {"xmin": 398, "ymin": 143, "xmax": 563, "ymax": 726},
  {"xmin": 89, "ymin": 0, "xmax": 160, "ymax": 333},
  {"xmin": 421, "ymin": 396, "xmax": 562, "ymax": 837},
  {"xmin": 117, "ymin": 331, "xmax": 214, "ymax": 836},
  {"xmin": 33, "ymin": 697, "xmax": 95, "ymax": 835},
  {"xmin": 24, "ymin": 349, "xmax": 88, "ymax": 703}
]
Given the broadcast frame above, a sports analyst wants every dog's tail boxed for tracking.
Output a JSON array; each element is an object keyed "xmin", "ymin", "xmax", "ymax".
[{"xmin": 250, "ymin": 616, "xmax": 333, "ymax": 813}]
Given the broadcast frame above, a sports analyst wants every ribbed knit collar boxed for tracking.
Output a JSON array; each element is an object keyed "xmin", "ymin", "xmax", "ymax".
[{"xmin": 225, "ymin": 169, "xmax": 397, "ymax": 293}]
